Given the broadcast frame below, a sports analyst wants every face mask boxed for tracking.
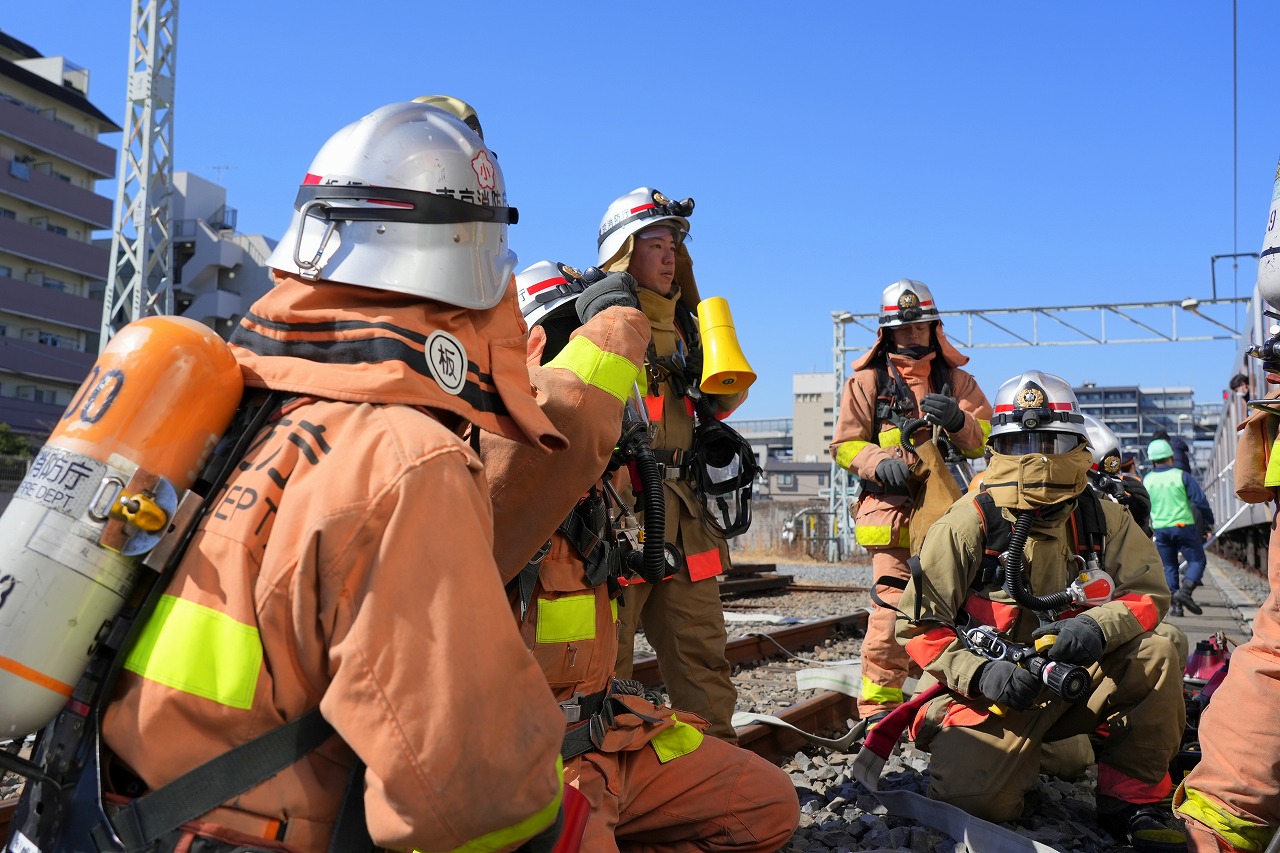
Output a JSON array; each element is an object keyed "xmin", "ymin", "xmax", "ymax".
[
  {"xmin": 981, "ymin": 444, "xmax": 1092, "ymax": 510},
  {"xmin": 894, "ymin": 345, "xmax": 932, "ymax": 359}
]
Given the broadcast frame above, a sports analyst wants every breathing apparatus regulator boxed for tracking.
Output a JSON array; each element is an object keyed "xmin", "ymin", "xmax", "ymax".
[{"xmin": 985, "ymin": 371, "xmax": 1117, "ymax": 618}]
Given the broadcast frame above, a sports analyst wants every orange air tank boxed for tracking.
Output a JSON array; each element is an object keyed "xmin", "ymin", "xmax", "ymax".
[{"xmin": 0, "ymin": 316, "xmax": 242, "ymax": 738}]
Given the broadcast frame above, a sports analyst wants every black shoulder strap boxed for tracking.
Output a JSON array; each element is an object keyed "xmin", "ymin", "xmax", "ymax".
[
  {"xmin": 1073, "ymin": 488, "xmax": 1107, "ymax": 554},
  {"xmin": 972, "ymin": 491, "xmax": 1006, "ymax": 589}
]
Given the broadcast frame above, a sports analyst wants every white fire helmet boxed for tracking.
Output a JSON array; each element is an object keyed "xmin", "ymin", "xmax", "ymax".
[
  {"xmin": 1258, "ymin": 156, "xmax": 1280, "ymax": 310},
  {"xmin": 264, "ymin": 101, "xmax": 518, "ymax": 310},
  {"xmin": 1080, "ymin": 412, "xmax": 1123, "ymax": 475},
  {"xmin": 988, "ymin": 370, "xmax": 1089, "ymax": 456},
  {"xmin": 879, "ymin": 279, "xmax": 940, "ymax": 328},
  {"xmin": 597, "ymin": 187, "xmax": 694, "ymax": 269},
  {"xmin": 515, "ymin": 260, "xmax": 588, "ymax": 328}
]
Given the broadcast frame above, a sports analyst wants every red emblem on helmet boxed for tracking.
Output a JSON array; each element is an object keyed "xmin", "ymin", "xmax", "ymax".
[{"xmin": 472, "ymin": 150, "xmax": 496, "ymax": 190}]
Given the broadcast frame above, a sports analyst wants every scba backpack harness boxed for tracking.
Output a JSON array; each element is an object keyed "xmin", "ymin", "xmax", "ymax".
[{"xmin": 870, "ymin": 487, "xmax": 1109, "ymax": 623}]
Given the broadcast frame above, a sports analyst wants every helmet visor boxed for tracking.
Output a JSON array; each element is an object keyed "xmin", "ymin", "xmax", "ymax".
[{"xmin": 991, "ymin": 431, "xmax": 1085, "ymax": 456}]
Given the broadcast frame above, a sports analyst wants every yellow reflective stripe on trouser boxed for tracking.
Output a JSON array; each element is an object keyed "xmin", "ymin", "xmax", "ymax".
[
  {"xmin": 651, "ymin": 714, "xmax": 705, "ymax": 764},
  {"xmin": 123, "ymin": 594, "xmax": 262, "ymax": 710},
  {"xmin": 536, "ymin": 594, "xmax": 596, "ymax": 644},
  {"xmin": 426, "ymin": 755, "xmax": 566, "ymax": 853},
  {"xmin": 545, "ymin": 335, "xmax": 639, "ymax": 402},
  {"xmin": 962, "ymin": 420, "xmax": 993, "ymax": 458},
  {"xmin": 855, "ymin": 524, "xmax": 910, "ymax": 548},
  {"xmin": 1266, "ymin": 436, "xmax": 1280, "ymax": 487},
  {"xmin": 835, "ymin": 440, "xmax": 872, "ymax": 470},
  {"xmin": 1175, "ymin": 786, "xmax": 1273, "ymax": 851},
  {"xmin": 861, "ymin": 676, "xmax": 904, "ymax": 706}
]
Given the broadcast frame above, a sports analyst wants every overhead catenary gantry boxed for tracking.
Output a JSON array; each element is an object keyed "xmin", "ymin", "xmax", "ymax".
[
  {"xmin": 100, "ymin": 0, "xmax": 179, "ymax": 349},
  {"xmin": 823, "ymin": 295, "xmax": 1252, "ymax": 561}
]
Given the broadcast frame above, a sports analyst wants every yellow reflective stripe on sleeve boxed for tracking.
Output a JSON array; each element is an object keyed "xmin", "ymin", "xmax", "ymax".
[
  {"xmin": 610, "ymin": 596, "xmax": 618, "ymax": 623},
  {"xmin": 1176, "ymin": 787, "xmax": 1272, "ymax": 851},
  {"xmin": 123, "ymin": 594, "xmax": 262, "ymax": 710},
  {"xmin": 854, "ymin": 524, "xmax": 910, "ymax": 548},
  {"xmin": 877, "ymin": 428, "xmax": 902, "ymax": 448},
  {"xmin": 650, "ymin": 714, "xmax": 704, "ymax": 764},
  {"xmin": 835, "ymin": 440, "xmax": 871, "ymax": 470},
  {"xmin": 962, "ymin": 420, "xmax": 993, "ymax": 458},
  {"xmin": 535, "ymin": 594, "xmax": 597, "ymax": 644},
  {"xmin": 432, "ymin": 755, "xmax": 566, "ymax": 853},
  {"xmin": 860, "ymin": 676, "xmax": 904, "ymax": 706},
  {"xmin": 545, "ymin": 335, "xmax": 639, "ymax": 402},
  {"xmin": 1266, "ymin": 437, "xmax": 1280, "ymax": 488}
]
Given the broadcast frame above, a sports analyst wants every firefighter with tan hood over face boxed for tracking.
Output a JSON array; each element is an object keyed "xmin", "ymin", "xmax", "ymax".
[
  {"xmin": 600, "ymin": 187, "xmax": 753, "ymax": 743},
  {"xmin": 89, "ymin": 102, "xmax": 636, "ymax": 853},
  {"xmin": 896, "ymin": 370, "xmax": 1188, "ymax": 849},
  {"xmin": 830, "ymin": 279, "xmax": 992, "ymax": 724}
]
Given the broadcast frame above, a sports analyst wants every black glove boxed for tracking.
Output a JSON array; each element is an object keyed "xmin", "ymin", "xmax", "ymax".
[
  {"xmin": 575, "ymin": 271, "xmax": 639, "ymax": 323},
  {"xmin": 920, "ymin": 393, "xmax": 966, "ymax": 433},
  {"xmin": 1031, "ymin": 615, "xmax": 1106, "ymax": 667},
  {"xmin": 682, "ymin": 347, "xmax": 704, "ymax": 386},
  {"xmin": 977, "ymin": 660, "xmax": 1041, "ymax": 711},
  {"xmin": 875, "ymin": 457, "xmax": 911, "ymax": 489}
]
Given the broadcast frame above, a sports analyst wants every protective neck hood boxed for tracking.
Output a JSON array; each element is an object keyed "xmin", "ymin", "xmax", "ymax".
[
  {"xmin": 980, "ymin": 444, "xmax": 1092, "ymax": 510},
  {"xmin": 852, "ymin": 323, "xmax": 969, "ymax": 372},
  {"xmin": 603, "ymin": 236, "xmax": 700, "ymax": 310},
  {"xmin": 637, "ymin": 285, "xmax": 680, "ymax": 329},
  {"xmin": 229, "ymin": 272, "xmax": 566, "ymax": 451}
]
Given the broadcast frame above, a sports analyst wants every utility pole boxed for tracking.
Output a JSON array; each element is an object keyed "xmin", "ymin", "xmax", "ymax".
[{"xmin": 100, "ymin": 0, "xmax": 178, "ymax": 349}]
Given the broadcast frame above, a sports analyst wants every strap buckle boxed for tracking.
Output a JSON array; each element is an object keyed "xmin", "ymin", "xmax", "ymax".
[{"xmin": 559, "ymin": 692, "xmax": 587, "ymax": 723}]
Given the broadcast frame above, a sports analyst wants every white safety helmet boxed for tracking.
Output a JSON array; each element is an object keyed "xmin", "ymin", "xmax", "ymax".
[
  {"xmin": 597, "ymin": 187, "xmax": 694, "ymax": 269},
  {"xmin": 515, "ymin": 260, "xmax": 589, "ymax": 328},
  {"xmin": 265, "ymin": 101, "xmax": 518, "ymax": 309},
  {"xmin": 879, "ymin": 279, "xmax": 940, "ymax": 328},
  {"xmin": 1080, "ymin": 413, "xmax": 1123, "ymax": 475},
  {"xmin": 988, "ymin": 370, "xmax": 1089, "ymax": 456}
]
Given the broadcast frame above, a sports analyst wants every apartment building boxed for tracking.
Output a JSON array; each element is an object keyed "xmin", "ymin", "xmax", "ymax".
[
  {"xmin": 1073, "ymin": 382, "xmax": 1219, "ymax": 476},
  {"xmin": 0, "ymin": 31, "xmax": 117, "ymax": 439}
]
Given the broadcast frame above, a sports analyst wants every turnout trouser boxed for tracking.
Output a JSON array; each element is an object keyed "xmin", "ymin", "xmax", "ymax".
[
  {"xmin": 615, "ymin": 566, "xmax": 737, "ymax": 743},
  {"xmin": 860, "ymin": 547, "xmax": 921, "ymax": 719},
  {"xmin": 922, "ymin": 630, "xmax": 1185, "ymax": 823}
]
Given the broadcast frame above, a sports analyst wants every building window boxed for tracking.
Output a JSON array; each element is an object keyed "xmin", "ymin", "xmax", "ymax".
[
  {"xmin": 0, "ymin": 266, "xmax": 10, "ymax": 278},
  {"xmin": 0, "ymin": 207, "xmax": 15, "ymax": 219},
  {"xmin": 46, "ymin": 224, "xmax": 68, "ymax": 237}
]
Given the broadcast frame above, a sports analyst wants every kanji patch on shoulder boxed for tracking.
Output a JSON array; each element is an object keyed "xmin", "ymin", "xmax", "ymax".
[{"xmin": 426, "ymin": 330, "xmax": 467, "ymax": 395}]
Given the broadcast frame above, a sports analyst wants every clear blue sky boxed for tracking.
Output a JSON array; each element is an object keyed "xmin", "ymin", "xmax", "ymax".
[{"xmin": 6, "ymin": 2, "xmax": 1278, "ymax": 420}]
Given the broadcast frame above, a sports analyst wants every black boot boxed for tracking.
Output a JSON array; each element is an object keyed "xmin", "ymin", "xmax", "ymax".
[
  {"xmin": 1169, "ymin": 600, "xmax": 1184, "ymax": 618},
  {"xmin": 1173, "ymin": 587, "xmax": 1202, "ymax": 616},
  {"xmin": 1098, "ymin": 800, "xmax": 1188, "ymax": 851}
]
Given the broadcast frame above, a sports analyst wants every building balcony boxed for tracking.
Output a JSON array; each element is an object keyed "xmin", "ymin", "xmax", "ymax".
[
  {"xmin": 0, "ymin": 160, "xmax": 112, "ymax": 228},
  {"xmin": 0, "ymin": 332, "xmax": 94, "ymax": 385},
  {"xmin": 0, "ymin": 216, "xmax": 109, "ymax": 279},
  {"xmin": 0, "ymin": 273, "xmax": 100, "ymax": 331},
  {"xmin": 0, "ymin": 96, "xmax": 115, "ymax": 178}
]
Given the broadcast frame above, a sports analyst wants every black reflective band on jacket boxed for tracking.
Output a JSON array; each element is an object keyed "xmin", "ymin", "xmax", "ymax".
[{"xmin": 230, "ymin": 322, "xmax": 508, "ymax": 417}]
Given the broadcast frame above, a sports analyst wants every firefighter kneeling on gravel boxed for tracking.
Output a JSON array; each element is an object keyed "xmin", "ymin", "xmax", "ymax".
[
  {"xmin": 895, "ymin": 370, "xmax": 1189, "ymax": 850},
  {"xmin": 481, "ymin": 261, "xmax": 799, "ymax": 851}
]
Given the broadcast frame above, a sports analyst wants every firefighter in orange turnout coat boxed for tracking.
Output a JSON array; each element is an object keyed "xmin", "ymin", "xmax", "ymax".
[
  {"xmin": 97, "ymin": 104, "xmax": 620, "ymax": 853},
  {"xmin": 482, "ymin": 261, "xmax": 800, "ymax": 852},
  {"xmin": 830, "ymin": 279, "xmax": 991, "ymax": 722}
]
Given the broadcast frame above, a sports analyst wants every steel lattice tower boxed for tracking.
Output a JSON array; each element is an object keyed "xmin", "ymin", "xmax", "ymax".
[{"xmin": 100, "ymin": 0, "xmax": 178, "ymax": 348}]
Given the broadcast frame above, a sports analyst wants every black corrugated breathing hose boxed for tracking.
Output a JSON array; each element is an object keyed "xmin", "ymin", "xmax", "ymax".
[{"xmin": 1003, "ymin": 510, "xmax": 1074, "ymax": 612}]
